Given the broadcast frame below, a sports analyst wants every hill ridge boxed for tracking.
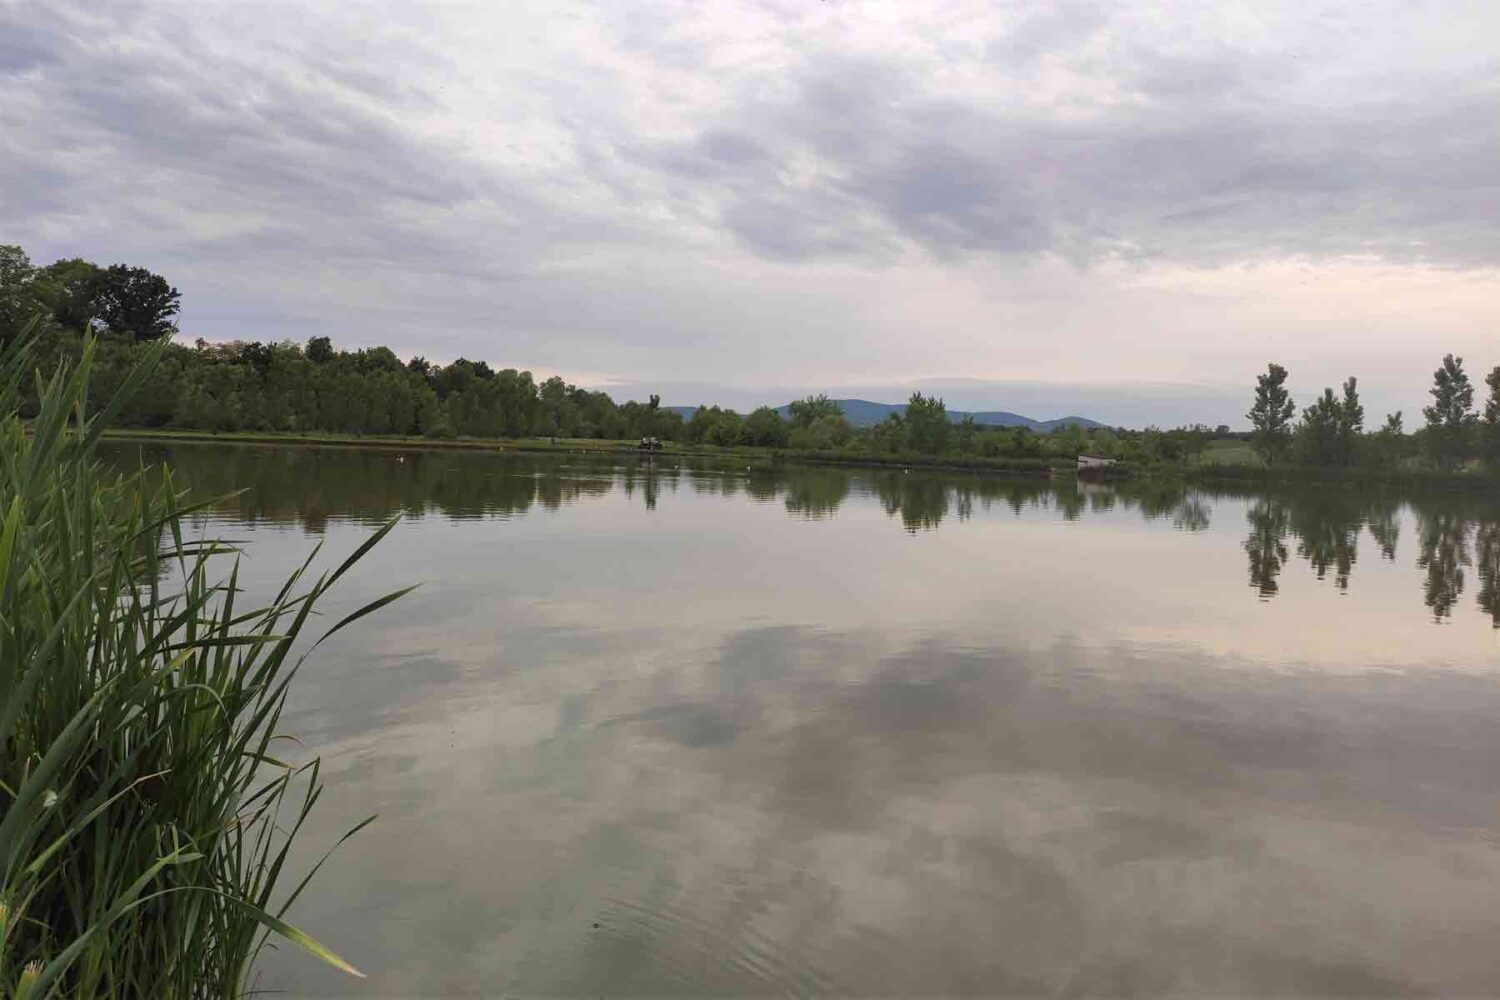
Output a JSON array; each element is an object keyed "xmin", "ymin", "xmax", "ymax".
[{"xmin": 667, "ymin": 398, "xmax": 1106, "ymax": 432}]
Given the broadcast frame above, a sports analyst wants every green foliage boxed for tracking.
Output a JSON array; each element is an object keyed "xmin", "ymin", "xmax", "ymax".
[
  {"xmin": 92, "ymin": 265, "xmax": 181, "ymax": 341},
  {"xmin": 1338, "ymin": 377, "xmax": 1364, "ymax": 457},
  {"xmin": 0, "ymin": 328, "xmax": 400, "ymax": 995},
  {"xmin": 1247, "ymin": 363, "xmax": 1295, "ymax": 464},
  {"xmin": 687, "ymin": 406, "xmax": 746, "ymax": 446},
  {"xmin": 788, "ymin": 413, "xmax": 853, "ymax": 451},
  {"xmin": 1482, "ymin": 366, "xmax": 1500, "ymax": 466},
  {"xmin": 1049, "ymin": 422, "xmax": 1090, "ymax": 459},
  {"xmin": 21, "ymin": 256, "xmax": 180, "ymax": 342},
  {"xmin": 1368, "ymin": 411, "xmax": 1411, "ymax": 468},
  {"xmin": 904, "ymin": 392, "xmax": 949, "ymax": 454},
  {"xmin": 15, "ymin": 245, "xmax": 1500, "ymax": 479},
  {"xmin": 0, "ymin": 246, "xmax": 48, "ymax": 348},
  {"xmin": 1295, "ymin": 378, "xmax": 1362, "ymax": 467},
  {"xmin": 743, "ymin": 406, "xmax": 790, "ymax": 448},
  {"xmin": 684, "ymin": 405, "xmax": 791, "ymax": 448},
  {"xmin": 31, "ymin": 259, "xmax": 104, "ymax": 336},
  {"xmin": 787, "ymin": 394, "xmax": 842, "ymax": 428},
  {"xmin": 868, "ymin": 413, "xmax": 907, "ymax": 454},
  {"xmin": 1423, "ymin": 353, "xmax": 1476, "ymax": 469}
]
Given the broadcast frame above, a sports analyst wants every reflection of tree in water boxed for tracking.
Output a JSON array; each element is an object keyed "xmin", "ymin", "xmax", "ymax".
[
  {"xmin": 951, "ymin": 487, "xmax": 974, "ymax": 523},
  {"xmin": 690, "ymin": 470, "xmax": 741, "ymax": 498},
  {"xmin": 620, "ymin": 462, "xmax": 661, "ymax": 510},
  {"xmin": 1087, "ymin": 489, "xmax": 1117, "ymax": 513},
  {"xmin": 1474, "ymin": 522, "xmax": 1500, "ymax": 627},
  {"xmin": 1365, "ymin": 500, "xmax": 1401, "ymax": 561},
  {"xmin": 1054, "ymin": 486, "xmax": 1086, "ymax": 522},
  {"xmin": 1415, "ymin": 509, "xmax": 1471, "ymax": 621},
  {"xmin": 1172, "ymin": 493, "xmax": 1212, "ymax": 533},
  {"xmin": 874, "ymin": 473, "xmax": 1055, "ymax": 532},
  {"xmin": 1289, "ymin": 493, "xmax": 1363, "ymax": 590},
  {"xmin": 1244, "ymin": 498, "xmax": 1291, "ymax": 599},
  {"xmin": 783, "ymin": 468, "xmax": 852, "ymax": 520},
  {"xmin": 106, "ymin": 443, "xmax": 617, "ymax": 531},
  {"xmin": 1114, "ymin": 482, "xmax": 1210, "ymax": 532},
  {"xmin": 873, "ymin": 472, "xmax": 950, "ymax": 533},
  {"xmin": 105, "ymin": 443, "xmax": 1500, "ymax": 624},
  {"xmin": 1131, "ymin": 484, "xmax": 1186, "ymax": 522},
  {"xmin": 744, "ymin": 469, "xmax": 781, "ymax": 503}
]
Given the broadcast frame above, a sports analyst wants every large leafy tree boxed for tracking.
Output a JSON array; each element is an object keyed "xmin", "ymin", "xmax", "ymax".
[
  {"xmin": 0, "ymin": 244, "xmax": 45, "ymax": 345},
  {"xmin": 306, "ymin": 335, "xmax": 335, "ymax": 363},
  {"xmin": 93, "ymin": 264, "xmax": 181, "ymax": 341},
  {"xmin": 743, "ymin": 405, "xmax": 790, "ymax": 447},
  {"xmin": 1422, "ymin": 353, "xmax": 1476, "ymax": 469},
  {"xmin": 788, "ymin": 393, "xmax": 842, "ymax": 428},
  {"xmin": 1247, "ymin": 363, "xmax": 1295, "ymax": 464},
  {"xmin": 32, "ymin": 257, "xmax": 105, "ymax": 333}
]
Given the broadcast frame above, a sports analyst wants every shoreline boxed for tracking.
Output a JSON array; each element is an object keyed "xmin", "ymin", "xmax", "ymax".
[
  {"xmin": 100, "ymin": 427, "xmax": 1500, "ymax": 489},
  {"xmin": 99, "ymin": 428, "xmax": 1067, "ymax": 478}
]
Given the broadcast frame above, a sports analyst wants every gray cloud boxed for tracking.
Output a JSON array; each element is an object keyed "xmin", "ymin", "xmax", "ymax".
[
  {"xmin": 3, "ymin": 1, "xmax": 1498, "ymax": 422},
  {"xmin": 631, "ymin": 45, "xmax": 1500, "ymax": 266}
]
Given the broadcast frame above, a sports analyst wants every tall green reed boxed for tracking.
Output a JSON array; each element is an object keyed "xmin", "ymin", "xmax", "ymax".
[{"xmin": 0, "ymin": 324, "xmax": 410, "ymax": 997}]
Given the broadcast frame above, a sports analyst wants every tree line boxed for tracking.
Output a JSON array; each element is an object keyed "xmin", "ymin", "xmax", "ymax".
[
  {"xmin": 1247, "ymin": 357, "xmax": 1500, "ymax": 471},
  {"xmin": 1, "ymin": 244, "xmax": 683, "ymax": 440},
  {"xmin": 7, "ymin": 243, "xmax": 1497, "ymax": 471},
  {"xmin": 0, "ymin": 243, "xmax": 1149, "ymax": 459}
]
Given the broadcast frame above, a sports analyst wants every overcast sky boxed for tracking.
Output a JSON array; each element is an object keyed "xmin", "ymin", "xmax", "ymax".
[{"xmin": 2, "ymin": 1, "xmax": 1497, "ymax": 426}]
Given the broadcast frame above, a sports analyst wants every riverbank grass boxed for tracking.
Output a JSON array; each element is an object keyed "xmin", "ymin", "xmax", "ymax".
[{"xmin": 1, "ymin": 331, "xmax": 404, "ymax": 995}]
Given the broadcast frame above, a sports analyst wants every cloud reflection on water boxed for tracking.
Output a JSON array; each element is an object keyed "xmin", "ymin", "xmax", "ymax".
[{"xmin": 99, "ymin": 444, "xmax": 1500, "ymax": 995}]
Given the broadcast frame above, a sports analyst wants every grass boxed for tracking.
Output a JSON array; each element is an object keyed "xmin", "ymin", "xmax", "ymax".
[
  {"xmin": 1196, "ymin": 440, "xmax": 1260, "ymax": 466},
  {"xmin": 1, "ymin": 329, "xmax": 407, "ymax": 997}
]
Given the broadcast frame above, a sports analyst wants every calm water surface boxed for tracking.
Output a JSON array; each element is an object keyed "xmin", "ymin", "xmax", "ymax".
[{"xmin": 110, "ymin": 443, "xmax": 1500, "ymax": 997}]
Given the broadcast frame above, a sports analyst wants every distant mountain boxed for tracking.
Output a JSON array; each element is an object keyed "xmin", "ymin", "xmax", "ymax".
[{"xmin": 666, "ymin": 399, "xmax": 1107, "ymax": 432}]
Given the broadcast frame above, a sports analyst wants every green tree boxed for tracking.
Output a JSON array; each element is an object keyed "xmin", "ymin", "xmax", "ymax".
[
  {"xmin": 1295, "ymin": 379, "xmax": 1362, "ymax": 467},
  {"xmin": 93, "ymin": 264, "xmax": 180, "ymax": 340},
  {"xmin": 1051, "ymin": 422, "xmax": 1089, "ymax": 459},
  {"xmin": 1482, "ymin": 365, "xmax": 1500, "ymax": 466},
  {"xmin": 1369, "ymin": 411, "xmax": 1409, "ymax": 468},
  {"xmin": 788, "ymin": 394, "xmax": 842, "ymax": 428},
  {"xmin": 869, "ymin": 413, "xmax": 907, "ymax": 453},
  {"xmin": 704, "ymin": 408, "xmax": 745, "ymax": 446},
  {"xmin": 904, "ymin": 392, "xmax": 949, "ymax": 454},
  {"xmin": 743, "ymin": 406, "xmax": 790, "ymax": 447},
  {"xmin": 307, "ymin": 335, "xmax": 334, "ymax": 363},
  {"xmin": 1422, "ymin": 353, "xmax": 1476, "ymax": 469},
  {"xmin": 1247, "ymin": 363, "xmax": 1295, "ymax": 464},
  {"xmin": 1337, "ymin": 376, "xmax": 1363, "ymax": 465},
  {"xmin": 33, "ymin": 257, "xmax": 106, "ymax": 332},
  {"xmin": 536, "ymin": 375, "xmax": 574, "ymax": 437},
  {"xmin": 0, "ymin": 244, "xmax": 45, "ymax": 345},
  {"xmin": 789, "ymin": 413, "xmax": 853, "ymax": 451}
]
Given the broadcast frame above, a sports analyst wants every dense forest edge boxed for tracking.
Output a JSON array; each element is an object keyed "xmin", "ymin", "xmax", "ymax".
[{"xmin": 4, "ymin": 243, "xmax": 1500, "ymax": 484}]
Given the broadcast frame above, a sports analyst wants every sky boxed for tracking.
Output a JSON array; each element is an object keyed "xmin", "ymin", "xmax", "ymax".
[{"xmin": 1, "ymin": 1, "xmax": 1497, "ymax": 427}]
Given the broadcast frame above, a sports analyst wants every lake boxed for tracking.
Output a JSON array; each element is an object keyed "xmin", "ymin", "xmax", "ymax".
[{"xmin": 108, "ymin": 442, "xmax": 1500, "ymax": 996}]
